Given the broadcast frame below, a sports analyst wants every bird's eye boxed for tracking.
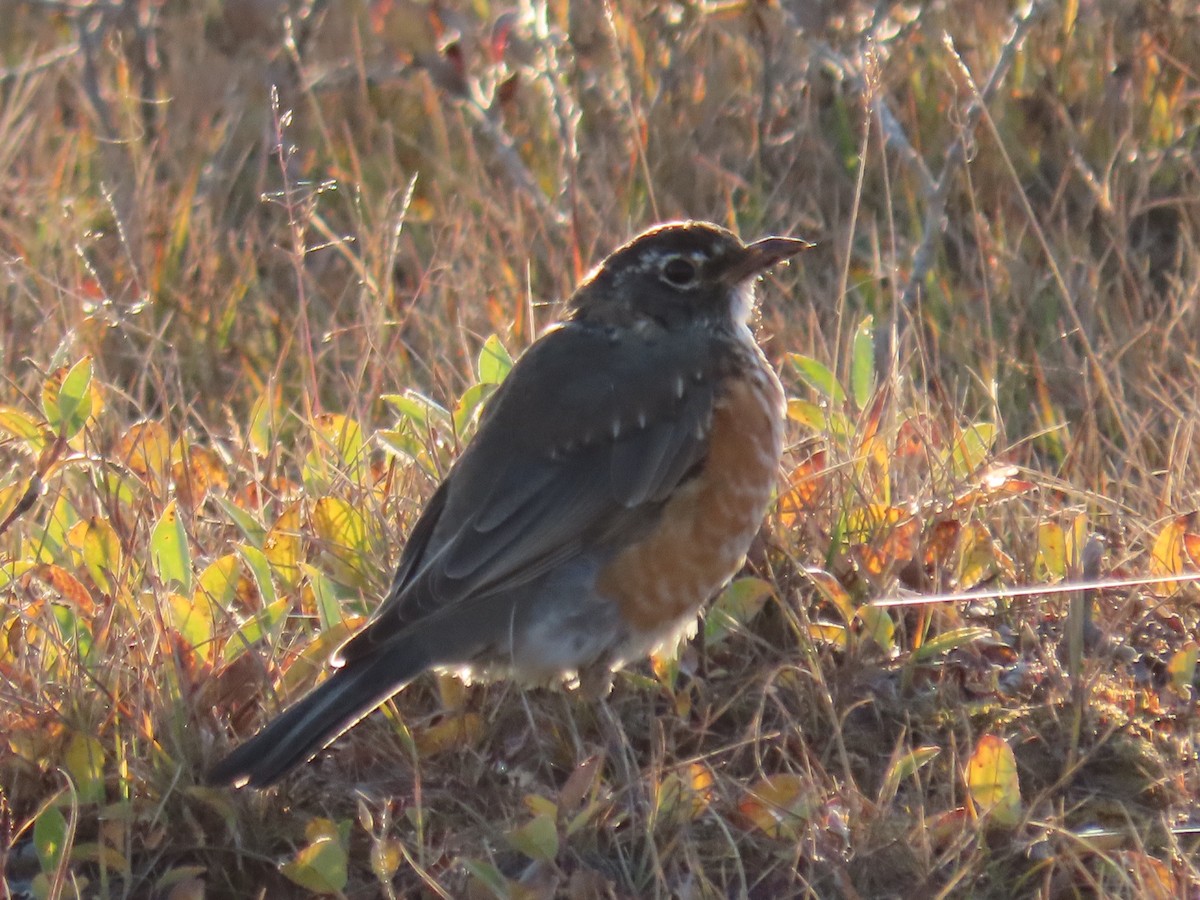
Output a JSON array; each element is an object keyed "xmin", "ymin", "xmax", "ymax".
[{"xmin": 661, "ymin": 256, "xmax": 699, "ymax": 288}]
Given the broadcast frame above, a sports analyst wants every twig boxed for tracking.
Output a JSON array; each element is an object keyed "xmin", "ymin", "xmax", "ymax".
[
  {"xmin": 900, "ymin": 3, "xmax": 1048, "ymax": 314},
  {"xmin": 814, "ymin": 2, "xmax": 1050, "ymax": 377},
  {"xmin": 76, "ymin": 5, "xmax": 118, "ymax": 141},
  {"xmin": 460, "ymin": 98, "xmax": 565, "ymax": 224},
  {"xmin": 810, "ymin": 41, "xmax": 936, "ymax": 196},
  {"xmin": 0, "ymin": 43, "xmax": 78, "ymax": 82}
]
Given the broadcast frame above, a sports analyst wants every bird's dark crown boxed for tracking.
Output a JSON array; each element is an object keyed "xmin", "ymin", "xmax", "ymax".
[{"xmin": 567, "ymin": 220, "xmax": 802, "ymax": 330}]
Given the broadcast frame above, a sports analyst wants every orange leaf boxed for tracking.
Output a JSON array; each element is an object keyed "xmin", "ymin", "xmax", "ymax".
[
  {"xmin": 1182, "ymin": 531, "xmax": 1200, "ymax": 568},
  {"xmin": 738, "ymin": 773, "xmax": 817, "ymax": 839},
  {"xmin": 949, "ymin": 465, "xmax": 1036, "ymax": 511},
  {"xmin": 173, "ymin": 446, "xmax": 228, "ymax": 512},
  {"xmin": 923, "ymin": 519, "xmax": 962, "ymax": 567},
  {"xmin": 35, "ymin": 564, "xmax": 96, "ymax": 613},
  {"xmin": 117, "ymin": 421, "xmax": 172, "ymax": 486},
  {"xmin": 896, "ymin": 414, "xmax": 944, "ymax": 457},
  {"xmin": 777, "ymin": 451, "xmax": 828, "ymax": 526},
  {"xmin": 805, "ymin": 567, "xmax": 855, "ymax": 625}
]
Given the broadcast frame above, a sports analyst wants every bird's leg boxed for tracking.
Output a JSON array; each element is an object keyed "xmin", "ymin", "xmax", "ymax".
[{"xmin": 577, "ymin": 659, "xmax": 615, "ymax": 701}]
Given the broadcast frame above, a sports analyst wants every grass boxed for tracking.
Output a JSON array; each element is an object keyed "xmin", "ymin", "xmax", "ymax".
[{"xmin": 1, "ymin": 0, "xmax": 1199, "ymax": 896}]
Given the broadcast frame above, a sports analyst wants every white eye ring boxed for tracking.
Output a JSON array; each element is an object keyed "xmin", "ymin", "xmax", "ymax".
[{"xmin": 661, "ymin": 255, "xmax": 699, "ymax": 288}]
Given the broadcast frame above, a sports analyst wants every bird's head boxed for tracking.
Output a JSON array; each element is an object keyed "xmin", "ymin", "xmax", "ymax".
[{"xmin": 568, "ymin": 220, "xmax": 811, "ymax": 330}]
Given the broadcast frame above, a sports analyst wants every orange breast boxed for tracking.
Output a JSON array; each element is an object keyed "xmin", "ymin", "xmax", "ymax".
[{"xmin": 598, "ymin": 361, "xmax": 784, "ymax": 635}]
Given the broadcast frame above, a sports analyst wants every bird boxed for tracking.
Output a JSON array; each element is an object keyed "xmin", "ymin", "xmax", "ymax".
[{"xmin": 207, "ymin": 220, "xmax": 811, "ymax": 788}]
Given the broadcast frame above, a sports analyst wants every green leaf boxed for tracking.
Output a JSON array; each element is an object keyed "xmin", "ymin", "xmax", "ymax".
[
  {"xmin": 280, "ymin": 836, "xmax": 348, "ymax": 894},
  {"xmin": 909, "ymin": 627, "xmax": 993, "ymax": 664},
  {"xmin": 705, "ymin": 577, "xmax": 774, "ymax": 644},
  {"xmin": 247, "ymin": 387, "xmax": 279, "ymax": 457},
  {"xmin": 66, "ymin": 517, "xmax": 121, "ymax": 595},
  {"xmin": 856, "ymin": 604, "xmax": 895, "ymax": 653},
  {"xmin": 33, "ymin": 804, "xmax": 69, "ymax": 873},
  {"xmin": 310, "ymin": 413, "xmax": 368, "ymax": 485},
  {"xmin": 477, "ymin": 334, "xmax": 514, "ymax": 385},
  {"xmin": 151, "ymin": 500, "xmax": 192, "ymax": 594},
  {"xmin": 36, "ymin": 495, "xmax": 80, "ymax": 563},
  {"xmin": 507, "ymin": 812, "xmax": 559, "ymax": 862},
  {"xmin": 881, "ymin": 745, "xmax": 940, "ymax": 802},
  {"xmin": 48, "ymin": 357, "xmax": 94, "ymax": 439},
  {"xmin": 377, "ymin": 428, "xmax": 441, "ymax": 478},
  {"xmin": 788, "ymin": 354, "xmax": 846, "ymax": 405},
  {"xmin": 382, "ymin": 390, "xmax": 451, "ymax": 430},
  {"xmin": 952, "ymin": 422, "xmax": 997, "ymax": 478},
  {"xmin": 53, "ymin": 603, "xmax": 94, "ymax": 662},
  {"xmin": 453, "ymin": 382, "xmax": 497, "ymax": 438},
  {"xmin": 214, "ymin": 496, "xmax": 266, "ymax": 548},
  {"xmin": 301, "ymin": 563, "xmax": 343, "ymax": 632},
  {"xmin": 460, "ymin": 858, "xmax": 512, "ymax": 898},
  {"xmin": 850, "ymin": 316, "xmax": 875, "ymax": 409},
  {"xmin": 64, "ymin": 733, "xmax": 106, "ymax": 804},
  {"xmin": 223, "ymin": 596, "xmax": 290, "ymax": 662},
  {"xmin": 235, "ymin": 544, "xmax": 276, "ymax": 607},
  {"xmin": 0, "ymin": 559, "xmax": 36, "ymax": 590},
  {"xmin": 787, "ymin": 399, "xmax": 853, "ymax": 443}
]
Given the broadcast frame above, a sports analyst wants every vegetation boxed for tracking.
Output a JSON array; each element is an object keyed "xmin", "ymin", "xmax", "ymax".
[{"xmin": 1, "ymin": 0, "xmax": 1198, "ymax": 896}]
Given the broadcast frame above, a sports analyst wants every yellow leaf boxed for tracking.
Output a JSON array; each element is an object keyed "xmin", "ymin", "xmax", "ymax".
[
  {"xmin": 311, "ymin": 496, "xmax": 371, "ymax": 587},
  {"xmin": 414, "ymin": 712, "xmax": 483, "ymax": 756},
  {"xmin": 65, "ymin": 732, "xmax": 106, "ymax": 803},
  {"xmin": 1149, "ymin": 516, "xmax": 1188, "ymax": 596},
  {"xmin": 305, "ymin": 413, "xmax": 368, "ymax": 491},
  {"xmin": 0, "ymin": 405, "xmax": 48, "ymax": 453},
  {"xmin": 950, "ymin": 422, "xmax": 996, "ymax": 478},
  {"xmin": 168, "ymin": 592, "xmax": 214, "ymax": 660},
  {"xmin": 66, "ymin": 517, "xmax": 123, "ymax": 595},
  {"xmin": 173, "ymin": 445, "xmax": 228, "ymax": 512},
  {"xmin": 655, "ymin": 762, "xmax": 714, "ymax": 825},
  {"xmin": 966, "ymin": 734, "xmax": 1021, "ymax": 827},
  {"xmin": 194, "ymin": 554, "xmax": 243, "ymax": 610},
  {"xmin": 805, "ymin": 567, "xmax": 855, "ymax": 626},
  {"xmin": 1034, "ymin": 522, "xmax": 1066, "ymax": 581},
  {"xmin": 279, "ymin": 619, "xmax": 361, "ymax": 697},
  {"xmin": 263, "ymin": 503, "xmax": 303, "ymax": 587},
  {"xmin": 956, "ymin": 523, "xmax": 997, "ymax": 590},
  {"xmin": 1167, "ymin": 642, "xmax": 1198, "ymax": 695}
]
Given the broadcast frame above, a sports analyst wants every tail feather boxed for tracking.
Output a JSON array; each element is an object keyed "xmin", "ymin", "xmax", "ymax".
[{"xmin": 206, "ymin": 641, "xmax": 429, "ymax": 788}]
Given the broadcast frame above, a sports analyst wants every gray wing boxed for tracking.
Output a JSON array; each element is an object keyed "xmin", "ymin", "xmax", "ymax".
[{"xmin": 337, "ymin": 321, "xmax": 723, "ymax": 663}]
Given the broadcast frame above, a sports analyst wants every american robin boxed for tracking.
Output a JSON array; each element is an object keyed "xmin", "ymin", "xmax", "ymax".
[{"xmin": 207, "ymin": 220, "xmax": 810, "ymax": 788}]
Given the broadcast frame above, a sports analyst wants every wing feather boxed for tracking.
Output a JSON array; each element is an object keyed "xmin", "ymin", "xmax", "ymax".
[{"xmin": 339, "ymin": 321, "xmax": 726, "ymax": 662}]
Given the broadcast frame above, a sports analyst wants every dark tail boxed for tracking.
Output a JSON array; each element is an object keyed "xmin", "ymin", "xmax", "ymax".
[{"xmin": 206, "ymin": 640, "xmax": 429, "ymax": 788}]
